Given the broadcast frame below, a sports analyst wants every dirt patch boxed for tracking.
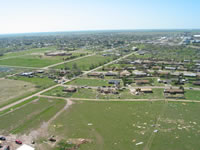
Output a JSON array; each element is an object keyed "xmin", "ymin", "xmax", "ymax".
[{"xmin": 0, "ymin": 79, "xmax": 36, "ymax": 106}]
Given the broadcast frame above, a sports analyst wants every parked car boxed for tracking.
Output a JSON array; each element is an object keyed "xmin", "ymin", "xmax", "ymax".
[
  {"xmin": 0, "ymin": 137, "xmax": 6, "ymax": 141},
  {"xmin": 15, "ymin": 140, "xmax": 22, "ymax": 145}
]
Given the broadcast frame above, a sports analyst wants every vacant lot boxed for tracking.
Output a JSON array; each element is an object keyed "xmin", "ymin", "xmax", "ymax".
[
  {"xmin": 45, "ymin": 100, "xmax": 200, "ymax": 150},
  {"xmin": 0, "ymin": 97, "xmax": 66, "ymax": 135},
  {"xmin": 54, "ymin": 55, "xmax": 114, "ymax": 71},
  {"xmin": 0, "ymin": 79, "xmax": 35, "ymax": 107}
]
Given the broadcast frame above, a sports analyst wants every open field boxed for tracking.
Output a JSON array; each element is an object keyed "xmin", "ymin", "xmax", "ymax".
[
  {"xmin": 9, "ymin": 76, "xmax": 56, "ymax": 90},
  {"xmin": 0, "ymin": 97, "xmax": 66, "ymax": 135},
  {"xmin": 43, "ymin": 100, "xmax": 200, "ymax": 150},
  {"xmin": 54, "ymin": 55, "xmax": 114, "ymax": 71},
  {"xmin": 0, "ymin": 51, "xmax": 85, "ymax": 68},
  {"xmin": 0, "ymin": 79, "xmax": 36, "ymax": 107},
  {"xmin": 0, "ymin": 47, "xmax": 56, "ymax": 59}
]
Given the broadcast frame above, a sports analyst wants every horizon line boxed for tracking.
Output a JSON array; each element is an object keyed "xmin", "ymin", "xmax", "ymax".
[{"xmin": 1, "ymin": 28, "xmax": 200, "ymax": 36}]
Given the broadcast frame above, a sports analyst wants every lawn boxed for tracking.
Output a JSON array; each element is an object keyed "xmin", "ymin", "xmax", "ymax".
[
  {"xmin": 0, "ymin": 97, "xmax": 66, "ymax": 134},
  {"xmin": 42, "ymin": 100, "xmax": 200, "ymax": 150},
  {"xmin": 184, "ymin": 90, "xmax": 200, "ymax": 100},
  {"xmin": 0, "ymin": 79, "xmax": 36, "ymax": 107},
  {"xmin": 66, "ymin": 78, "xmax": 115, "ymax": 87},
  {"xmin": 54, "ymin": 55, "xmax": 114, "ymax": 71}
]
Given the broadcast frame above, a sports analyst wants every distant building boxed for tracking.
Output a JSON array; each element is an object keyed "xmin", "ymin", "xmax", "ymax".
[{"xmin": 45, "ymin": 51, "xmax": 72, "ymax": 56}]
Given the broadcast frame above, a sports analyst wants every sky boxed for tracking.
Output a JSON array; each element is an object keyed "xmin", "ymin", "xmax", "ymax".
[{"xmin": 0, "ymin": 0, "xmax": 200, "ymax": 34}]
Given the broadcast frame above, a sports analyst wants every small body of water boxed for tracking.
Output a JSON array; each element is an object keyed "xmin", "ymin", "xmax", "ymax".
[{"xmin": 0, "ymin": 67, "xmax": 13, "ymax": 72}]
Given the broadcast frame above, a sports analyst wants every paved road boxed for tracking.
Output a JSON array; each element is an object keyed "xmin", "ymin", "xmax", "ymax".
[
  {"xmin": 39, "ymin": 95, "xmax": 200, "ymax": 103},
  {"xmin": 0, "ymin": 52, "xmax": 135, "ymax": 111}
]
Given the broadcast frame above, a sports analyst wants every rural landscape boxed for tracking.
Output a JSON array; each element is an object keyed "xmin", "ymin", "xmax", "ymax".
[{"xmin": 1, "ymin": 30, "xmax": 200, "ymax": 150}]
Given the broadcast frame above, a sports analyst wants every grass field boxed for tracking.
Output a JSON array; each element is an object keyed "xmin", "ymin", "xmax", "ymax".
[
  {"xmin": 0, "ymin": 79, "xmax": 36, "ymax": 107},
  {"xmin": 45, "ymin": 100, "xmax": 200, "ymax": 150},
  {"xmin": 0, "ymin": 47, "xmax": 56, "ymax": 59},
  {"xmin": 0, "ymin": 52, "xmax": 84, "ymax": 68},
  {"xmin": 0, "ymin": 97, "xmax": 66, "ymax": 135},
  {"xmin": 9, "ymin": 76, "xmax": 56, "ymax": 90},
  {"xmin": 66, "ymin": 78, "xmax": 115, "ymax": 87},
  {"xmin": 54, "ymin": 55, "xmax": 114, "ymax": 71}
]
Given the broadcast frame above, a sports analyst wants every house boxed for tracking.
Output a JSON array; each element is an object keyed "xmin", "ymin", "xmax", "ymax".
[
  {"xmin": 20, "ymin": 72, "xmax": 34, "ymax": 77},
  {"xmin": 183, "ymin": 72, "xmax": 197, "ymax": 77},
  {"xmin": 120, "ymin": 70, "xmax": 131, "ymax": 77},
  {"xmin": 164, "ymin": 89, "xmax": 184, "ymax": 94},
  {"xmin": 88, "ymin": 72, "xmax": 103, "ymax": 78},
  {"xmin": 63, "ymin": 87, "xmax": 77, "ymax": 93},
  {"xmin": 17, "ymin": 144, "xmax": 35, "ymax": 150},
  {"xmin": 105, "ymin": 72, "xmax": 117, "ymax": 76},
  {"xmin": 36, "ymin": 70, "xmax": 45, "ymax": 73},
  {"xmin": 165, "ymin": 67, "xmax": 176, "ymax": 70},
  {"xmin": 45, "ymin": 51, "xmax": 72, "ymax": 56},
  {"xmin": 132, "ymin": 47, "xmax": 139, "ymax": 51},
  {"xmin": 135, "ymin": 80, "xmax": 150, "ymax": 85},
  {"xmin": 133, "ymin": 71, "xmax": 147, "ymax": 77},
  {"xmin": 108, "ymin": 80, "xmax": 120, "ymax": 85},
  {"xmin": 193, "ymin": 81, "xmax": 200, "ymax": 85}
]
